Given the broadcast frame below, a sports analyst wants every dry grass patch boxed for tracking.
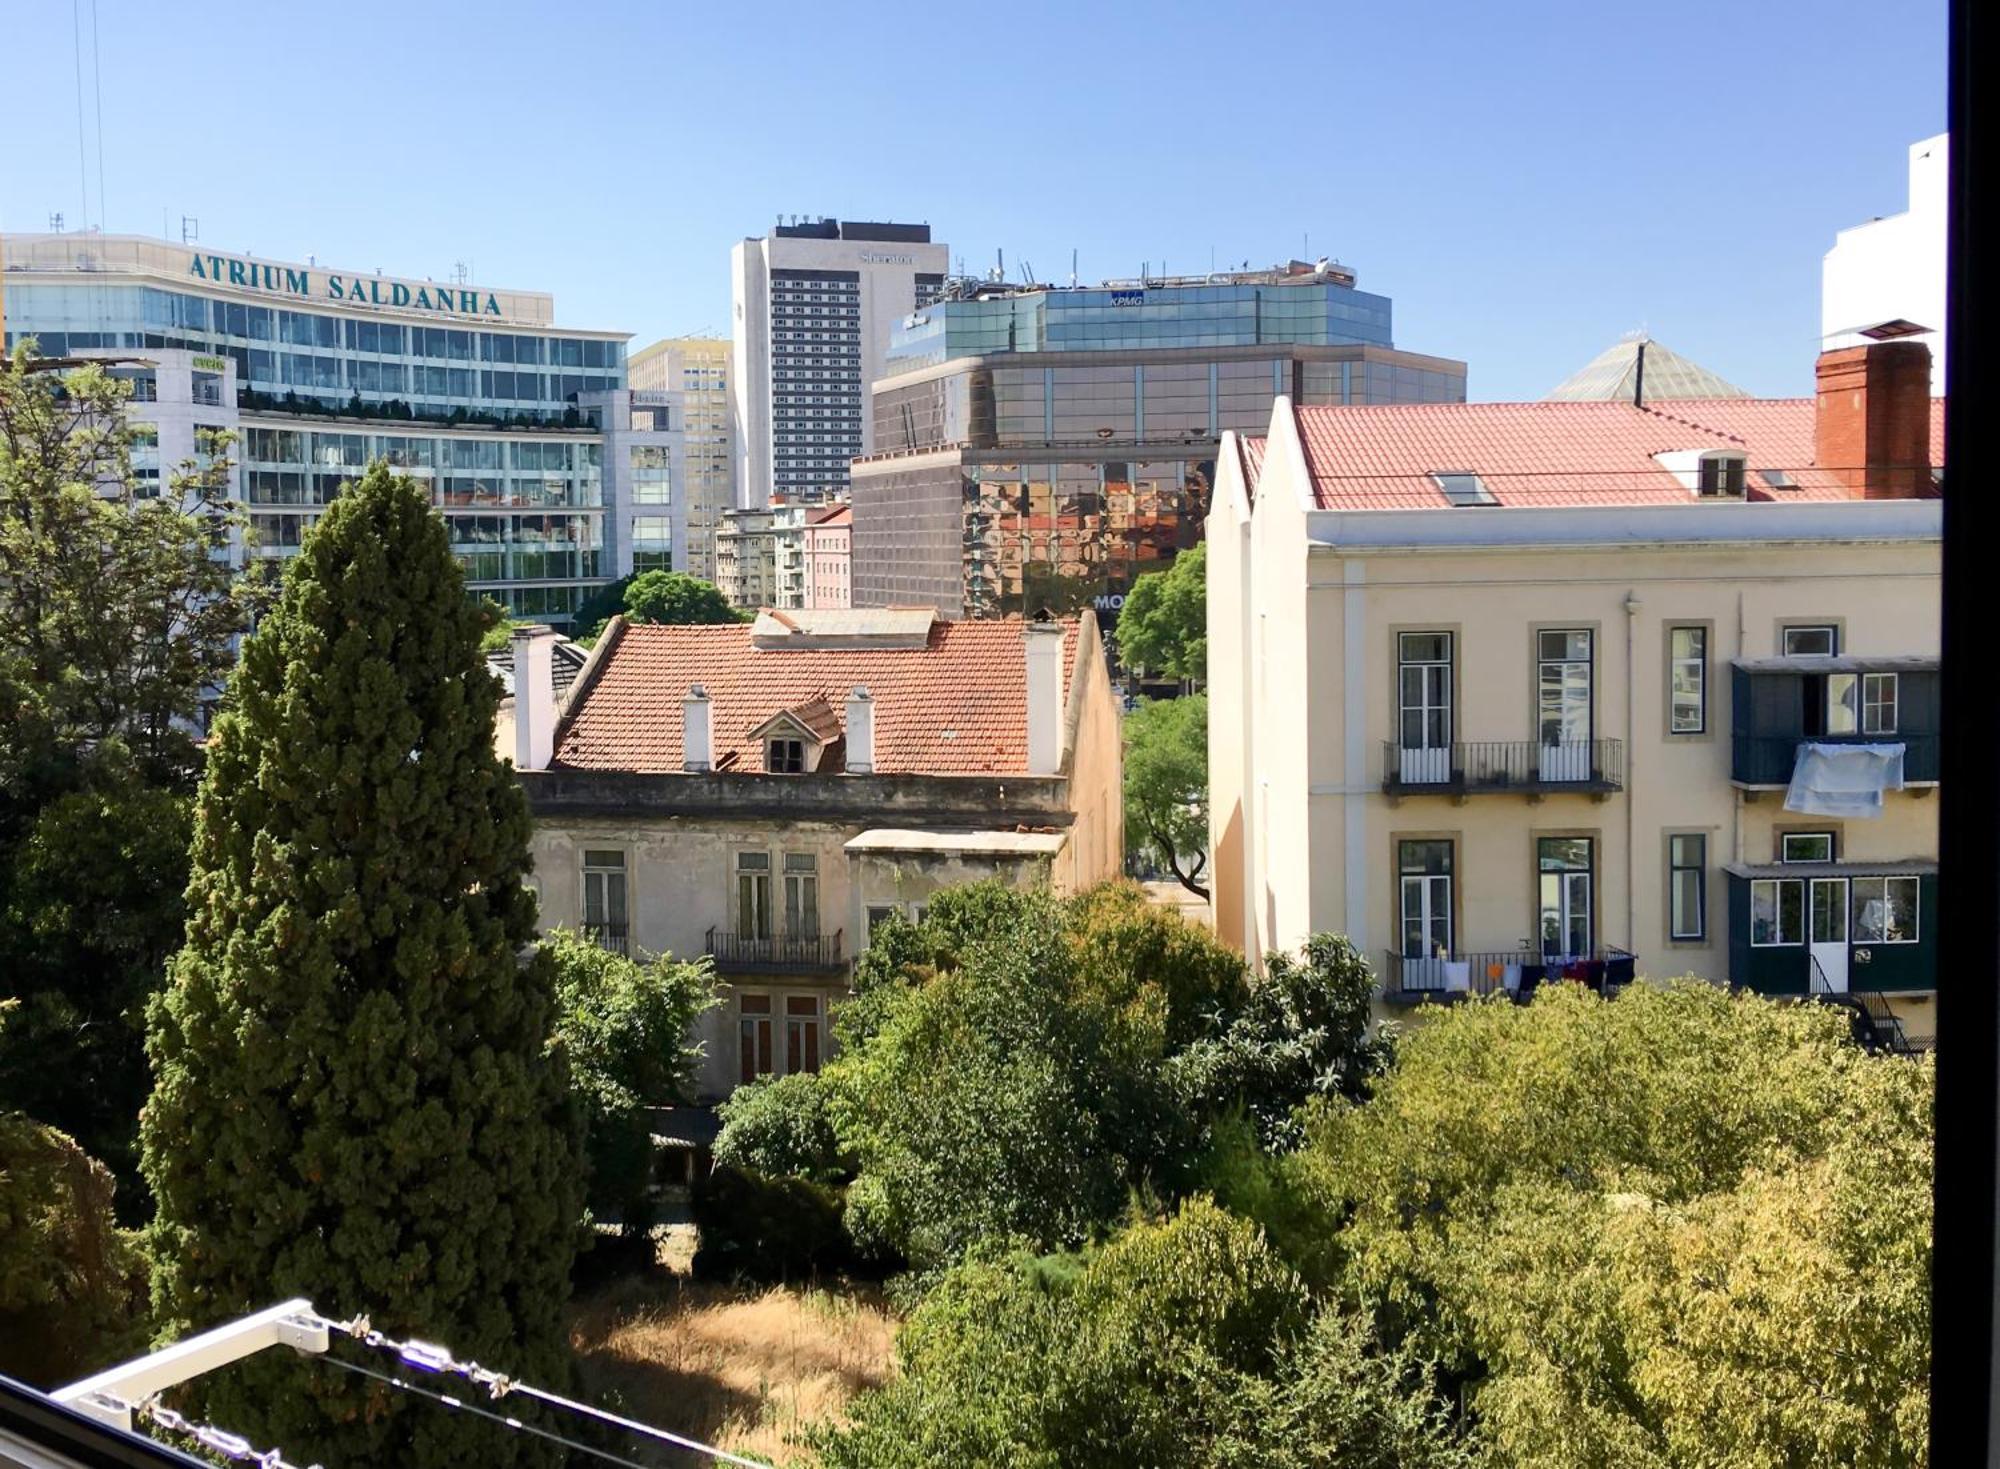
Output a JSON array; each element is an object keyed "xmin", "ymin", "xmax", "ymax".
[{"xmin": 570, "ymin": 1275, "xmax": 899, "ymax": 1465}]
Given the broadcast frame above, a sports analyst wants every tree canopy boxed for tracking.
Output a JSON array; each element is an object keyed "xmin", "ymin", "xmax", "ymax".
[
  {"xmin": 0, "ymin": 343, "xmax": 258, "ymax": 1199},
  {"xmin": 622, "ymin": 569, "xmax": 745, "ymax": 626},
  {"xmin": 1123, "ymin": 693, "xmax": 1210, "ymax": 897},
  {"xmin": 1116, "ymin": 542, "xmax": 1205, "ymax": 684},
  {"xmin": 141, "ymin": 463, "xmax": 581, "ymax": 1467}
]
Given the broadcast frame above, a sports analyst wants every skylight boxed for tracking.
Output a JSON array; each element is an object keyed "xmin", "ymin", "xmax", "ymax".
[
  {"xmin": 1757, "ymin": 468, "xmax": 1798, "ymax": 490},
  {"xmin": 1430, "ymin": 471, "xmax": 1497, "ymax": 506}
]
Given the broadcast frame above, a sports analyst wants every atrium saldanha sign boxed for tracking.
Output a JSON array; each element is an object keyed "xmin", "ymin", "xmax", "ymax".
[{"xmin": 187, "ymin": 253, "xmax": 501, "ymax": 317}]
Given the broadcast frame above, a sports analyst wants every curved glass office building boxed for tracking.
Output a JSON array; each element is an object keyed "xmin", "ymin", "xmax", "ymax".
[{"xmin": 2, "ymin": 234, "xmax": 684, "ymax": 623}]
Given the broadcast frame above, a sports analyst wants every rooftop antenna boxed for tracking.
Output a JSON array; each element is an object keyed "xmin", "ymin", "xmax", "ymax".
[
  {"xmin": 1632, "ymin": 339, "xmax": 1647, "ymax": 408},
  {"xmin": 452, "ymin": 260, "xmax": 470, "ymax": 287},
  {"xmin": 180, "ymin": 215, "xmax": 198, "ymax": 245},
  {"xmin": 48, "ymin": 211, "xmax": 65, "ymax": 233}
]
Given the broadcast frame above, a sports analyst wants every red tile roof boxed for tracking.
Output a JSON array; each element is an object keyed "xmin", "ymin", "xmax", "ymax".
[
  {"xmin": 1248, "ymin": 398, "xmax": 1945, "ymax": 511},
  {"xmin": 552, "ymin": 617, "xmax": 1083, "ymax": 775}
]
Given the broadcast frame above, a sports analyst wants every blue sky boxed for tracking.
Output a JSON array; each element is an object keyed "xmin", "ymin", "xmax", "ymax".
[{"xmin": 3, "ymin": 0, "xmax": 1945, "ymax": 401}]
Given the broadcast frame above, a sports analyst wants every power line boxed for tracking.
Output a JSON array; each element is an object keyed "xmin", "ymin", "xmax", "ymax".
[
  {"xmin": 316, "ymin": 1356, "xmax": 654, "ymax": 1469},
  {"xmin": 70, "ymin": 0, "xmax": 90, "ymax": 231},
  {"xmin": 309, "ymin": 1314, "xmax": 772, "ymax": 1469},
  {"xmin": 90, "ymin": 0, "xmax": 106, "ymax": 230}
]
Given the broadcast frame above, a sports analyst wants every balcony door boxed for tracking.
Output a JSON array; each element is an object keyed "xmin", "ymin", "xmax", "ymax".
[
  {"xmin": 1398, "ymin": 633, "xmax": 1453, "ymax": 784},
  {"xmin": 1538, "ymin": 837, "xmax": 1593, "ymax": 959},
  {"xmin": 1537, "ymin": 629, "xmax": 1593, "ymax": 782},
  {"xmin": 1399, "ymin": 839, "xmax": 1453, "ymax": 988},
  {"xmin": 1810, "ymin": 877, "xmax": 1850, "ymax": 994}
]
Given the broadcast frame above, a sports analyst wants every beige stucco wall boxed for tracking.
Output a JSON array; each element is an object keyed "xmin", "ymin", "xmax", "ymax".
[
  {"xmin": 1211, "ymin": 399, "xmax": 1941, "ymax": 1012},
  {"xmin": 1060, "ymin": 612, "xmax": 1127, "ymax": 892}
]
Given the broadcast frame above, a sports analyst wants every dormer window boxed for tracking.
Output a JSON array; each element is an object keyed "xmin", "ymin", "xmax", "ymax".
[
  {"xmin": 767, "ymin": 738, "xmax": 806, "ymax": 774},
  {"xmin": 1697, "ymin": 453, "xmax": 1746, "ymax": 497},
  {"xmin": 1430, "ymin": 471, "xmax": 1496, "ymax": 506}
]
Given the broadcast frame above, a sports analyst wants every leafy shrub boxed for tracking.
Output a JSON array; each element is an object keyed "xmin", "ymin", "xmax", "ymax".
[
  {"xmin": 713, "ymin": 1071, "xmax": 845, "ymax": 1184},
  {"xmin": 545, "ymin": 929, "xmax": 716, "ymax": 1233},
  {"xmin": 689, "ymin": 1164, "xmax": 854, "ymax": 1283},
  {"xmin": 0, "ymin": 1108, "xmax": 148, "ymax": 1386}
]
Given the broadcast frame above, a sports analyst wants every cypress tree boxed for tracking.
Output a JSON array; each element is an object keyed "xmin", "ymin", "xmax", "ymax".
[{"xmin": 141, "ymin": 464, "xmax": 579, "ymax": 1466}]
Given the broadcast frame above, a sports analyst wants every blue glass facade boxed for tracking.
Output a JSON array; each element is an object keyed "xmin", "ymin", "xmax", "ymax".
[
  {"xmin": 3, "ymin": 282, "xmax": 625, "ymax": 424},
  {"xmin": 888, "ymin": 281, "xmax": 1396, "ymax": 369}
]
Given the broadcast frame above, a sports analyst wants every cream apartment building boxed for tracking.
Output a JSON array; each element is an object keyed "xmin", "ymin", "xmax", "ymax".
[
  {"xmin": 511, "ymin": 606, "xmax": 1122, "ymax": 1099},
  {"xmin": 1210, "ymin": 341, "xmax": 1942, "ymax": 1044}
]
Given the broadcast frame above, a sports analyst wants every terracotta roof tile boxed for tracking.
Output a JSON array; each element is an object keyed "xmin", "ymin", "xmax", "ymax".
[
  {"xmin": 553, "ymin": 616, "xmax": 1084, "ymax": 775},
  {"xmin": 1285, "ymin": 398, "xmax": 1946, "ymax": 510}
]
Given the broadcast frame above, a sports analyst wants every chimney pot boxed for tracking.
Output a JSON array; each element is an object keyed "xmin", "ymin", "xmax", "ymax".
[
  {"xmin": 511, "ymin": 624, "xmax": 558, "ymax": 772},
  {"xmin": 1814, "ymin": 341, "xmax": 1933, "ymax": 499}
]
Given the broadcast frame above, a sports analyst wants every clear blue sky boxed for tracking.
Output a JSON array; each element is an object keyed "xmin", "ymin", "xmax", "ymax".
[{"xmin": 3, "ymin": 0, "xmax": 1945, "ymax": 401}]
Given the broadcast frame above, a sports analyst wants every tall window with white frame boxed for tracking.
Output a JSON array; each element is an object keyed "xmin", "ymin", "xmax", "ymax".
[
  {"xmin": 1538, "ymin": 837, "xmax": 1593, "ymax": 958},
  {"xmin": 1398, "ymin": 633, "xmax": 1453, "ymax": 784},
  {"xmin": 1668, "ymin": 626, "xmax": 1707, "ymax": 734},
  {"xmin": 1668, "ymin": 833, "xmax": 1706, "ymax": 941},
  {"xmin": 1398, "ymin": 839, "xmax": 1453, "ymax": 988},
  {"xmin": 1537, "ymin": 630, "xmax": 1593, "ymax": 781},
  {"xmin": 581, "ymin": 849, "xmax": 628, "ymax": 955},
  {"xmin": 737, "ymin": 851, "xmax": 772, "ymax": 940},
  {"xmin": 784, "ymin": 853, "xmax": 819, "ymax": 940},
  {"xmin": 1862, "ymin": 672, "xmax": 1899, "ymax": 734}
]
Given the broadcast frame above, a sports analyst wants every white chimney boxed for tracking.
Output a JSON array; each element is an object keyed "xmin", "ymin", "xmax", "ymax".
[
  {"xmin": 845, "ymin": 686, "xmax": 874, "ymax": 773},
  {"xmin": 683, "ymin": 684, "xmax": 713, "ymax": 772},
  {"xmin": 1024, "ymin": 622, "xmax": 1065, "ymax": 776},
  {"xmin": 512, "ymin": 624, "xmax": 557, "ymax": 772}
]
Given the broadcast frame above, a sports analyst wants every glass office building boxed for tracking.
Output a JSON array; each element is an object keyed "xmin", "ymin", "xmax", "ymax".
[
  {"xmin": 850, "ymin": 261, "xmax": 1467, "ymax": 623},
  {"xmin": 2, "ymin": 234, "xmax": 679, "ymax": 624}
]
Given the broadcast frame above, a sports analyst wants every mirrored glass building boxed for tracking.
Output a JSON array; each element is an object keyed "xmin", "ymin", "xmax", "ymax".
[{"xmin": 848, "ymin": 260, "xmax": 1467, "ymax": 625}]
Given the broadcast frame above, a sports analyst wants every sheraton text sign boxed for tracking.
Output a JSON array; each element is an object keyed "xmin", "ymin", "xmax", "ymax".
[{"xmin": 187, "ymin": 253, "xmax": 502, "ymax": 317}]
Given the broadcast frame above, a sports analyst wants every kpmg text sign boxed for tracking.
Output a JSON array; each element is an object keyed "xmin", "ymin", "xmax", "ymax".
[{"xmin": 187, "ymin": 253, "xmax": 502, "ymax": 317}]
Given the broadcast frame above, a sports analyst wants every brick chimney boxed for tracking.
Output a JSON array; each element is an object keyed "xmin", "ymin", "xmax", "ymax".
[
  {"xmin": 511, "ymin": 624, "xmax": 557, "ymax": 772},
  {"xmin": 1814, "ymin": 341, "xmax": 1933, "ymax": 499}
]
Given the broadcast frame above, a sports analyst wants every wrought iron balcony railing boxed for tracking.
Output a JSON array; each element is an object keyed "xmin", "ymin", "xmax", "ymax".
[
  {"xmin": 1381, "ymin": 946, "xmax": 1637, "ymax": 1000},
  {"xmin": 1381, "ymin": 739, "xmax": 1625, "ymax": 796},
  {"xmin": 704, "ymin": 928, "xmax": 847, "ymax": 974}
]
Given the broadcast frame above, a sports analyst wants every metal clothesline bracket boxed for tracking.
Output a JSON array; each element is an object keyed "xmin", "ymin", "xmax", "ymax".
[{"xmin": 52, "ymin": 1299, "xmax": 329, "ymax": 1432}]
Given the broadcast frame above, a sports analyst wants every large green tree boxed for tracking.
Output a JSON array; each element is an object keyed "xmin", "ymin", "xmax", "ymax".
[
  {"xmin": 1116, "ymin": 542, "xmax": 1205, "ymax": 684},
  {"xmin": 0, "ymin": 343, "xmax": 254, "ymax": 1198},
  {"xmin": 1123, "ymin": 693, "xmax": 1210, "ymax": 897},
  {"xmin": 1290, "ymin": 981, "xmax": 1932, "ymax": 1466},
  {"xmin": 622, "ymin": 568, "xmax": 745, "ymax": 625},
  {"xmin": 141, "ymin": 463, "xmax": 581, "ymax": 1467}
]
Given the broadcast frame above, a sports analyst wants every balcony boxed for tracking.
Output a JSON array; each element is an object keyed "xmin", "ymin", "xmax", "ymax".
[
  {"xmin": 585, "ymin": 922, "xmax": 629, "ymax": 957},
  {"xmin": 1381, "ymin": 946, "xmax": 1637, "ymax": 1002},
  {"xmin": 1732, "ymin": 732, "xmax": 1940, "ymax": 786},
  {"xmin": 1381, "ymin": 740, "xmax": 1624, "ymax": 799},
  {"xmin": 1730, "ymin": 656, "xmax": 1939, "ymax": 787},
  {"xmin": 705, "ymin": 927, "xmax": 847, "ymax": 975}
]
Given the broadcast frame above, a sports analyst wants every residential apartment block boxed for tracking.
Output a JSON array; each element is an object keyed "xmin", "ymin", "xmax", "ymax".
[
  {"xmin": 802, "ymin": 504, "xmax": 853, "ymax": 609},
  {"xmin": 715, "ymin": 502, "xmax": 807, "ymax": 610},
  {"xmin": 511, "ymin": 607, "xmax": 1122, "ymax": 1100},
  {"xmin": 1209, "ymin": 341, "xmax": 1942, "ymax": 1045}
]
